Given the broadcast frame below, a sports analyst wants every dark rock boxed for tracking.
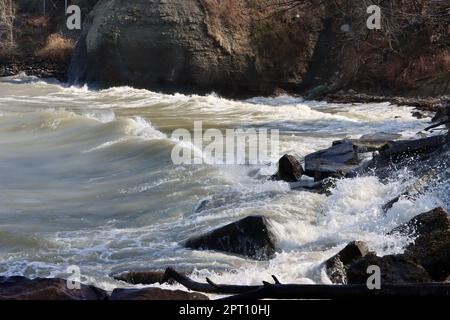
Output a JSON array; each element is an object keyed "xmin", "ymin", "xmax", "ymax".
[
  {"xmin": 377, "ymin": 135, "xmax": 447, "ymax": 163},
  {"xmin": 406, "ymin": 231, "xmax": 450, "ymax": 281},
  {"xmin": 333, "ymin": 133, "xmax": 400, "ymax": 153},
  {"xmin": 389, "ymin": 207, "xmax": 450, "ymax": 281},
  {"xmin": 347, "ymin": 254, "xmax": 432, "ymax": 284},
  {"xmin": 69, "ymin": 0, "xmax": 311, "ymax": 97},
  {"xmin": 325, "ymin": 241, "xmax": 370, "ymax": 284},
  {"xmin": 432, "ymin": 103, "xmax": 450, "ymax": 124},
  {"xmin": 289, "ymin": 178, "xmax": 335, "ymax": 194},
  {"xmin": 110, "ymin": 288, "xmax": 208, "ymax": 300},
  {"xmin": 113, "ymin": 271, "xmax": 171, "ymax": 285},
  {"xmin": 412, "ymin": 111, "xmax": 427, "ymax": 119},
  {"xmin": 271, "ymin": 154, "xmax": 304, "ymax": 182},
  {"xmin": 304, "ymin": 141, "xmax": 360, "ymax": 181},
  {"xmin": 185, "ymin": 216, "xmax": 276, "ymax": 260},
  {"xmin": 0, "ymin": 276, "xmax": 108, "ymax": 300},
  {"xmin": 382, "ymin": 169, "xmax": 437, "ymax": 213},
  {"xmin": 389, "ymin": 207, "xmax": 450, "ymax": 236}
]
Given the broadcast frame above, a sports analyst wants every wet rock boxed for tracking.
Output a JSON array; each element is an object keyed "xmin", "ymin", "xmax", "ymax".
[
  {"xmin": 333, "ymin": 132, "xmax": 401, "ymax": 153},
  {"xmin": 432, "ymin": 103, "xmax": 450, "ymax": 124},
  {"xmin": 289, "ymin": 178, "xmax": 335, "ymax": 195},
  {"xmin": 389, "ymin": 207, "xmax": 450, "ymax": 281},
  {"xmin": 0, "ymin": 276, "xmax": 108, "ymax": 300},
  {"xmin": 185, "ymin": 216, "xmax": 276, "ymax": 260},
  {"xmin": 347, "ymin": 254, "xmax": 432, "ymax": 284},
  {"xmin": 412, "ymin": 111, "xmax": 428, "ymax": 119},
  {"xmin": 325, "ymin": 241, "xmax": 370, "ymax": 284},
  {"xmin": 382, "ymin": 169, "xmax": 437, "ymax": 213},
  {"xmin": 304, "ymin": 141, "xmax": 360, "ymax": 181},
  {"xmin": 406, "ymin": 231, "xmax": 450, "ymax": 281},
  {"xmin": 389, "ymin": 207, "xmax": 450, "ymax": 236},
  {"xmin": 110, "ymin": 288, "xmax": 208, "ymax": 300},
  {"xmin": 113, "ymin": 271, "xmax": 171, "ymax": 285},
  {"xmin": 271, "ymin": 154, "xmax": 304, "ymax": 182},
  {"xmin": 377, "ymin": 135, "xmax": 447, "ymax": 163}
]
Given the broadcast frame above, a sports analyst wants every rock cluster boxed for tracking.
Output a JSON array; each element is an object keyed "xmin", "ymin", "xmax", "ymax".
[{"xmin": 325, "ymin": 207, "xmax": 450, "ymax": 285}]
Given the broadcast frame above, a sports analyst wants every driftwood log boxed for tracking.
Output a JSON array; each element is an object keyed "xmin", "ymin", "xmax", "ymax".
[{"xmin": 161, "ymin": 267, "xmax": 450, "ymax": 300}]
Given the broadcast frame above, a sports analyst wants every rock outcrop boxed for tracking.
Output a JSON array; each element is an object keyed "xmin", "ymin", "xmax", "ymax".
[
  {"xmin": 69, "ymin": 0, "xmax": 317, "ymax": 96},
  {"xmin": 325, "ymin": 241, "xmax": 370, "ymax": 284},
  {"xmin": 271, "ymin": 154, "xmax": 304, "ymax": 182},
  {"xmin": 0, "ymin": 276, "xmax": 108, "ymax": 300},
  {"xmin": 390, "ymin": 207, "xmax": 450, "ymax": 281},
  {"xmin": 185, "ymin": 216, "xmax": 276, "ymax": 260},
  {"xmin": 347, "ymin": 254, "xmax": 433, "ymax": 284}
]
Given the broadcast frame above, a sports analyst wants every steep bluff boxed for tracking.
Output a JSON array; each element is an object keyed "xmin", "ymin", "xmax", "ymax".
[{"xmin": 68, "ymin": 0, "xmax": 321, "ymax": 96}]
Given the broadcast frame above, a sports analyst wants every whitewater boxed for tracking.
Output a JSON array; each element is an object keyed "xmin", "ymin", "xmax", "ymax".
[{"xmin": 0, "ymin": 73, "xmax": 446, "ymax": 294}]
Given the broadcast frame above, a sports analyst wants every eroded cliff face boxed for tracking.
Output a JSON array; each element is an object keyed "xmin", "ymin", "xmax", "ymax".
[
  {"xmin": 68, "ymin": 0, "xmax": 449, "ymax": 97},
  {"xmin": 69, "ymin": 0, "xmax": 321, "ymax": 96}
]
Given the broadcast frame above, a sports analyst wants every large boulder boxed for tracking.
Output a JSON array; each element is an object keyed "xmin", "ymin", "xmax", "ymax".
[
  {"xmin": 325, "ymin": 241, "xmax": 370, "ymax": 284},
  {"xmin": 0, "ymin": 276, "xmax": 108, "ymax": 300},
  {"xmin": 377, "ymin": 135, "xmax": 447, "ymax": 164},
  {"xmin": 347, "ymin": 254, "xmax": 433, "ymax": 284},
  {"xmin": 390, "ymin": 207, "xmax": 450, "ymax": 281},
  {"xmin": 185, "ymin": 216, "xmax": 276, "ymax": 260},
  {"xmin": 110, "ymin": 288, "xmax": 208, "ymax": 300},
  {"xmin": 271, "ymin": 154, "xmax": 304, "ymax": 182},
  {"xmin": 69, "ymin": 0, "xmax": 318, "ymax": 96},
  {"xmin": 304, "ymin": 141, "xmax": 360, "ymax": 181}
]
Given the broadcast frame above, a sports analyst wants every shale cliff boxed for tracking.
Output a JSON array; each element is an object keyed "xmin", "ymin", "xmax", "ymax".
[{"xmin": 2, "ymin": 0, "xmax": 449, "ymax": 97}]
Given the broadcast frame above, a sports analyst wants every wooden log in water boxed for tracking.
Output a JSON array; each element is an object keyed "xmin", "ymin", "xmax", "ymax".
[{"xmin": 162, "ymin": 268, "xmax": 450, "ymax": 300}]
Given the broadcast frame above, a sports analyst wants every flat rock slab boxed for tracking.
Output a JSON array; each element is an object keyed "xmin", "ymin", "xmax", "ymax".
[
  {"xmin": 0, "ymin": 277, "xmax": 108, "ymax": 300},
  {"xmin": 110, "ymin": 288, "xmax": 208, "ymax": 300},
  {"xmin": 185, "ymin": 216, "xmax": 276, "ymax": 260},
  {"xmin": 305, "ymin": 141, "xmax": 360, "ymax": 180},
  {"xmin": 378, "ymin": 135, "xmax": 447, "ymax": 163}
]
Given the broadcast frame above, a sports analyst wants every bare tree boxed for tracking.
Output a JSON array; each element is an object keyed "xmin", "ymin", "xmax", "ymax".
[{"xmin": 0, "ymin": 0, "xmax": 15, "ymax": 49}]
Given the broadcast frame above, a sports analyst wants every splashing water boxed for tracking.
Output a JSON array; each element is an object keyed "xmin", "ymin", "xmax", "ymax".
[{"xmin": 0, "ymin": 73, "xmax": 446, "ymax": 293}]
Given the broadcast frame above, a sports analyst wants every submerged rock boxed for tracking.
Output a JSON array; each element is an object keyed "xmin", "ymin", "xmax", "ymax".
[
  {"xmin": 185, "ymin": 216, "xmax": 276, "ymax": 260},
  {"xmin": 110, "ymin": 288, "xmax": 208, "ymax": 300},
  {"xmin": 271, "ymin": 154, "xmax": 304, "ymax": 182},
  {"xmin": 390, "ymin": 207, "xmax": 450, "ymax": 281},
  {"xmin": 325, "ymin": 241, "xmax": 370, "ymax": 284},
  {"xmin": 347, "ymin": 254, "xmax": 432, "ymax": 284},
  {"xmin": 0, "ymin": 276, "xmax": 108, "ymax": 300},
  {"xmin": 113, "ymin": 271, "xmax": 171, "ymax": 285}
]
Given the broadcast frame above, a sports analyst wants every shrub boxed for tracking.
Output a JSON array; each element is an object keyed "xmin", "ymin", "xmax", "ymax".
[{"xmin": 35, "ymin": 33, "xmax": 74, "ymax": 61}]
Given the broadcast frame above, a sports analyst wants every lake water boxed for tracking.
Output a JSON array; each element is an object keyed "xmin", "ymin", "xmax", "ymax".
[{"xmin": 0, "ymin": 73, "xmax": 445, "ymax": 293}]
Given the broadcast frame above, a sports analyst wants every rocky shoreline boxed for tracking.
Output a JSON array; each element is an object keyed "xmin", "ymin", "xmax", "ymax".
[
  {"xmin": 1, "ymin": 103, "xmax": 449, "ymax": 300},
  {"xmin": 0, "ymin": 59, "xmax": 69, "ymax": 82}
]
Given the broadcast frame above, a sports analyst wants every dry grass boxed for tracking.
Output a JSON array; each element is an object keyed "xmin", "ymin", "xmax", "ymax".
[{"xmin": 35, "ymin": 33, "xmax": 74, "ymax": 61}]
